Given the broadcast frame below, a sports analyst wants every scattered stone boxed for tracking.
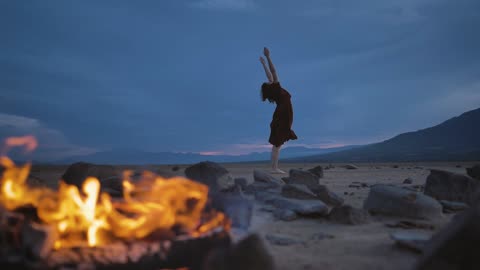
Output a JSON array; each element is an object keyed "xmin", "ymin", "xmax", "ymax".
[
  {"xmin": 343, "ymin": 164, "xmax": 358, "ymax": 170},
  {"xmin": 171, "ymin": 165, "xmax": 180, "ymax": 171},
  {"xmin": 403, "ymin": 178, "xmax": 413, "ymax": 184},
  {"xmin": 253, "ymin": 169, "xmax": 285, "ymax": 186},
  {"xmin": 284, "ymin": 169, "xmax": 319, "ymax": 187},
  {"xmin": 281, "ymin": 184, "xmax": 317, "ymax": 200},
  {"xmin": 309, "ymin": 185, "xmax": 344, "ymax": 206},
  {"xmin": 265, "ymin": 234, "xmax": 304, "ymax": 246},
  {"xmin": 466, "ymin": 164, "xmax": 480, "ymax": 180},
  {"xmin": 273, "ymin": 198, "xmax": 329, "ymax": 216},
  {"xmin": 415, "ymin": 204, "xmax": 480, "ymax": 270},
  {"xmin": 328, "ymin": 205, "xmax": 370, "ymax": 225},
  {"xmin": 439, "ymin": 200, "xmax": 469, "ymax": 213},
  {"xmin": 344, "ymin": 192, "xmax": 349, "ymax": 195},
  {"xmin": 244, "ymin": 182, "xmax": 280, "ymax": 194},
  {"xmin": 185, "ymin": 161, "xmax": 235, "ymax": 192},
  {"xmin": 392, "ymin": 165, "xmax": 399, "ymax": 168},
  {"xmin": 310, "ymin": 232, "xmax": 335, "ymax": 240},
  {"xmin": 209, "ymin": 192, "xmax": 253, "ymax": 230},
  {"xmin": 364, "ymin": 184, "xmax": 443, "ymax": 220},
  {"xmin": 424, "ymin": 169, "xmax": 479, "ymax": 205},
  {"xmin": 390, "ymin": 231, "xmax": 430, "ymax": 253},
  {"xmin": 307, "ymin": 165, "xmax": 324, "ymax": 178},
  {"xmin": 273, "ymin": 209, "xmax": 298, "ymax": 221},
  {"xmin": 385, "ymin": 220, "xmax": 435, "ymax": 230}
]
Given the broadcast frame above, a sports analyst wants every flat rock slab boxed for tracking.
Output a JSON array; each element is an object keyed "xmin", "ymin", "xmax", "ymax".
[
  {"xmin": 281, "ymin": 184, "xmax": 317, "ymax": 200},
  {"xmin": 253, "ymin": 169, "xmax": 285, "ymax": 186},
  {"xmin": 309, "ymin": 185, "xmax": 344, "ymax": 206},
  {"xmin": 385, "ymin": 220, "xmax": 435, "ymax": 230},
  {"xmin": 424, "ymin": 169, "xmax": 479, "ymax": 205},
  {"xmin": 273, "ymin": 198, "xmax": 328, "ymax": 216},
  {"xmin": 273, "ymin": 209, "xmax": 298, "ymax": 221},
  {"xmin": 390, "ymin": 231, "xmax": 431, "ymax": 253},
  {"xmin": 284, "ymin": 169, "xmax": 319, "ymax": 187},
  {"xmin": 244, "ymin": 181, "xmax": 281, "ymax": 194},
  {"xmin": 307, "ymin": 165, "xmax": 324, "ymax": 178},
  {"xmin": 364, "ymin": 184, "xmax": 443, "ymax": 220},
  {"xmin": 439, "ymin": 200, "xmax": 469, "ymax": 213},
  {"xmin": 343, "ymin": 164, "xmax": 359, "ymax": 170},
  {"xmin": 328, "ymin": 205, "xmax": 370, "ymax": 225},
  {"xmin": 185, "ymin": 161, "xmax": 235, "ymax": 192}
]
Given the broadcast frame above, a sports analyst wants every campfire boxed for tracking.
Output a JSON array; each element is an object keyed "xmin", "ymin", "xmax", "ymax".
[{"xmin": 0, "ymin": 136, "xmax": 231, "ymax": 269}]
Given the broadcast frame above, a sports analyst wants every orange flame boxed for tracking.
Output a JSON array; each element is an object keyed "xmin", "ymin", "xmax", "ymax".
[{"xmin": 0, "ymin": 136, "xmax": 228, "ymax": 249}]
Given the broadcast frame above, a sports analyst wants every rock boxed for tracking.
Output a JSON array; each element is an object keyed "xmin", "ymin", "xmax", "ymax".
[
  {"xmin": 253, "ymin": 169, "xmax": 284, "ymax": 186},
  {"xmin": 343, "ymin": 164, "xmax": 358, "ymax": 170},
  {"xmin": 392, "ymin": 165, "xmax": 399, "ymax": 168},
  {"xmin": 414, "ymin": 203, "xmax": 480, "ymax": 270},
  {"xmin": 466, "ymin": 164, "xmax": 480, "ymax": 180},
  {"xmin": 234, "ymin": 177, "xmax": 249, "ymax": 190},
  {"xmin": 403, "ymin": 178, "xmax": 413, "ymax": 184},
  {"xmin": 273, "ymin": 209, "xmax": 297, "ymax": 221},
  {"xmin": 424, "ymin": 169, "xmax": 479, "ymax": 205},
  {"xmin": 310, "ymin": 232, "xmax": 335, "ymax": 240},
  {"xmin": 281, "ymin": 184, "xmax": 317, "ymax": 200},
  {"xmin": 185, "ymin": 161, "xmax": 235, "ymax": 192},
  {"xmin": 364, "ymin": 184, "xmax": 443, "ymax": 220},
  {"xmin": 284, "ymin": 169, "xmax": 319, "ymax": 187},
  {"xmin": 171, "ymin": 165, "xmax": 180, "ymax": 171},
  {"xmin": 390, "ymin": 231, "xmax": 430, "ymax": 253},
  {"xmin": 309, "ymin": 185, "xmax": 344, "ymax": 206},
  {"xmin": 328, "ymin": 205, "xmax": 370, "ymax": 225},
  {"xmin": 22, "ymin": 222, "xmax": 58, "ymax": 259},
  {"xmin": 259, "ymin": 205, "xmax": 276, "ymax": 212},
  {"xmin": 254, "ymin": 191, "xmax": 281, "ymax": 204},
  {"xmin": 61, "ymin": 162, "xmax": 120, "ymax": 188},
  {"xmin": 265, "ymin": 234, "xmax": 304, "ymax": 246},
  {"xmin": 244, "ymin": 181, "xmax": 280, "ymax": 194},
  {"xmin": 455, "ymin": 165, "xmax": 462, "ymax": 168},
  {"xmin": 307, "ymin": 165, "xmax": 324, "ymax": 178},
  {"xmin": 344, "ymin": 192, "xmax": 349, "ymax": 195},
  {"xmin": 204, "ymin": 234, "xmax": 275, "ymax": 270},
  {"xmin": 385, "ymin": 220, "xmax": 435, "ymax": 230},
  {"xmin": 209, "ymin": 192, "xmax": 253, "ymax": 230},
  {"xmin": 439, "ymin": 200, "xmax": 469, "ymax": 213},
  {"xmin": 273, "ymin": 198, "xmax": 329, "ymax": 216}
]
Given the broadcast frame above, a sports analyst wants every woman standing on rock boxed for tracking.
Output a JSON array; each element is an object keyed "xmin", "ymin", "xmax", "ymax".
[{"xmin": 259, "ymin": 47, "xmax": 298, "ymax": 174}]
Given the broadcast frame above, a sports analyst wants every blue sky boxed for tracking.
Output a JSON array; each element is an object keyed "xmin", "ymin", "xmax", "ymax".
[{"xmin": 1, "ymin": 0, "xmax": 479, "ymax": 160}]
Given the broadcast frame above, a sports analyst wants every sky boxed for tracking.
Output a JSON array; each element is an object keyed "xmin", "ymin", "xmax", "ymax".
[{"xmin": 1, "ymin": 0, "xmax": 479, "ymax": 160}]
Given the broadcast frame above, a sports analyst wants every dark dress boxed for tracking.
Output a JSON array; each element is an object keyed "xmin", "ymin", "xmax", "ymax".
[{"xmin": 268, "ymin": 82, "xmax": 298, "ymax": 147}]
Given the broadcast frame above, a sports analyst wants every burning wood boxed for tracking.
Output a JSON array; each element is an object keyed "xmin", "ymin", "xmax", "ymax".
[{"xmin": 0, "ymin": 136, "xmax": 232, "ymax": 269}]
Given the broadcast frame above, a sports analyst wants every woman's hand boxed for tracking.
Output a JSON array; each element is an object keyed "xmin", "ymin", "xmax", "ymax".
[
  {"xmin": 259, "ymin": 56, "xmax": 267, "ymax": 65},
  {"xmin": 263, "ymin": 47, "xmax": 270, "ymax": 57}
]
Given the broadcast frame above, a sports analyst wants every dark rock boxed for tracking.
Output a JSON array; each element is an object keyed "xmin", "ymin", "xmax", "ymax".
[
  {"xmin": 328, "ymin": 205, "xmax": 370, "ymax": 225},
  {"xmin": 348, "ymin": 184, "xmax": 361, "ymax": 188},
  {"xmin": 254, "ymin": 191, "xmax": 281, "ymax": 204},
  {"xmin": 343, "ymin": 164, "xmax": 358, "ymax": 170},
  {"xmin": 344, "ymin": 192, "xmax": 349, "ymax": 195},
  {"xmin": 171, "ymin": 165, "xmax": 180, "ymax": 171},
  {"xmin": 244, "ymin": 181, "xmax": 280, "ymax": 194},
  {"xmin": 285, "ymin": 169, "xmax": 319, "ymax": 187},
  {"xmin": 307, "ymin": 165, "xmax": 324, "ymax": 178},
  {"xmin": 385, "ymin": 220, "xmax": 435, "ymax": 230},
  {"xmin": 253, "ymin": 169, "xmax": 284, "ymax": 186},
  {"xmin": 273, "ymin": 198, "xmax": 328, "ymax": 216},
  {"xmin": 415, "ymin": 204, "xmax": 480, "ymax": 270},
  {"xmin": 392, "ymin": 165, "xmax": 399, "ymax": 168},
  {"xmin": 424, "ymin": 169, "xmax": 479, "ymax": 205},
  {"xmin": 265, "ymin": 234, "xmax": 304, "ymax": 246},
  {"xmin": 439, "ymin": 200, "xmax": 469, "ymax": 213},
  {"xmin": 349, "ymin": 192, "xmax": 355, "ymax": 196},
  {"xmin": 234, "ymin": 178, "xmax": 249, "ymax": 190},
  {"xmin": 364, "ymin": 184, "xmax": 443, "ymax": 220},
  {"xmin": 209, "ymin": 192, "xmax": 253, "ymax": 230},
  {"xmin": 403, "ymin": 178, "xmax": 413, "ymax": 184},
  {"xmin": 61, "ymin": 162, "xmax": 119, "ymax": 188},
  {"xmin": 309, "ymin": 185, "xmax": 344, "ymax": 206},
  {"xmin": 361, "ymin": 183, "xmax": 368, "ymax": 188},
  {"xmin": 204, "ymin": 234, "xmax": 275, "ymax": 270},
  {"xmin": 281, "ymin": 184, "xmax": 317, "ymax": 200},
  {"xmin": 466, "ymin": 165, "xmax": 480, "ymax": 180},
  {"xmin": 390, "ymin": 231, "xmax": 430, "ymax": 253},
  {"xmin": 455, "ymin": 165, "xmax": 462, "ymax": 168},
  {"xmin": 310, "ymin": 232, "xmax": 335, "ymax": 240},
  {"xmin": 259, "ymin": 205, "xmax": 276, "ymax": 212},
  {"xmin": 273, "ymin": 209, "xmax": 298, "ymax": 221},
  {"xmin": 185, "ymin": 161, "xmax": 235, "ymax": 192}
]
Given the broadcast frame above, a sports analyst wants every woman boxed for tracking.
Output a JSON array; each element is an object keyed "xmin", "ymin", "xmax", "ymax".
[{"xmin": 259, "ymin": 47, "xmax": 298, "ymax": 174}]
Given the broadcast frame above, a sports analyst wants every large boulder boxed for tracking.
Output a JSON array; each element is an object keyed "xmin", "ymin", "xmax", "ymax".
[
  {"xmin": 283, "ymin": 169, "xmax": 319, "ymax": 187},
  {"xmin": 329, "ymin": 205, "xmax": 370, "ymax": 225},
  {"xmin": 307, "ymin": 165, "xmax": 324, "ymax": 178},
  {"xmin": 424, "ymin": 169, "xmax": 479, "ymax": 205},
  {"xmin": 185, "ymin": 161, "xmax": 235, "ymax": 192},
  {"xmin": 364, "ymin": 184, "xmax": 443, "ymax": 220},
  {"xmin": 273, "ymin": 197, "xmax": 329, "ymax": 216},
  {"xmin": 209, "ymin": 192, "xmax": 253, "ymax": 230},
  {"xmin": 253, "ymin": 170, "xmax": 284, "ymax": 186},
  {"xmin": 466, "ymin": 165, "xmax": 480, "ymax": 180},
  {"xmin": 61, "ymin": 162, "xmax": 122, "ymax": 196},
  {"xmin": 415, "ymin": 203, "xmax": 480, "ymax": 270},
  {"xmin": 281, "ymin": 184, "xmax": 317, "ymax": 200},
  {"xmin": 309, "ymin": 184, "xmax": 344, "ymax": 206}
]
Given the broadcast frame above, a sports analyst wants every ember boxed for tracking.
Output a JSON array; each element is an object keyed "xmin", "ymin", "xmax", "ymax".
[{"xmin": 0, "ymin": 136, "xmax": 230, "ymax": 251}]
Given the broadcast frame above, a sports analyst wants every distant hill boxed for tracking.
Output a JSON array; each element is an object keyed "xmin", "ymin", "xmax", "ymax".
[
  {"xmin": 290, "ymin": 108, "xmax": 480, "ymax": 162},
  {"xmin": 53, "ymin": 145, "xmax": 358, "ymax": 165}
]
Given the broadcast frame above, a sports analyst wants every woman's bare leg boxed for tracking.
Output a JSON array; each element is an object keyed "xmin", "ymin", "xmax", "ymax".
[{"xmin": 271, "ymin": 145, "xmax": 285, "ymax": 174}]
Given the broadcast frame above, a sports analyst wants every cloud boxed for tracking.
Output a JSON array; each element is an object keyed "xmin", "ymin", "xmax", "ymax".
[
  {"xmin": 189, "ymin": 0, "xmax": 255, "ymax": 11},
  {"xmin": 0, "ymin": 113, "xmax": 97, "ymax": 161}
]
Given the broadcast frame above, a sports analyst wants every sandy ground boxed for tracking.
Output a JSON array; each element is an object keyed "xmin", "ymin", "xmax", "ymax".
[{"xmin": 27, "ymin": 161, "xmax": 479, "ymax": 270}]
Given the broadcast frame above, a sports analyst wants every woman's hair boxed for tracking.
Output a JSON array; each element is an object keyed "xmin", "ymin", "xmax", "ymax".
[{"xmin": 261, "ymin": 82, "xmax": 280, "ymax": 103}]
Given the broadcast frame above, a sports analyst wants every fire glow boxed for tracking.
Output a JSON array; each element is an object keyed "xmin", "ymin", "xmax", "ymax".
[{"xmin": 0, "ymin": 136, "xmax": 229, "ymax": 249}]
